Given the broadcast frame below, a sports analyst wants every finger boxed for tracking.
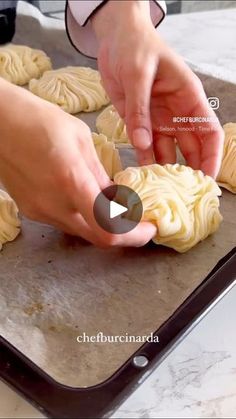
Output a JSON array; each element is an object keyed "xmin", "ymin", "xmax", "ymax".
[
  {"xmin": 84, "ymin": 138, "xmax": 112, "ymax": 188},
  {"xmin": 200, "ymin": 125, "xmax": 224, "ymax": 178},
  {"xmin": 190, "ymin": 99, "xmax": 224, "ymax": 178},
  {"xmin": 65, "ymin": 212, "xmax": 102, "ymax": 246},
  {"xmin": 153, "ymin": 133, "xmax": 176, "ymax": 165},
  {"xmin": 63, "ymin": 155, "xmax": 105, "ymax": 232},
  {"xmin": 28, "ymin": 203, "xmax": 102, "ymax": 246},
  {"xmin": 71, "ymin": 178, "xmax": 158, "ymax": 248},
  {"xmin": 108, "ymin": 221, "xmax": 157, "ymax": 248},
  {"xmin": 96, "ymin": 220, "xmax": 157, "ymax": 248},
  {"xmin": 64, "ymin": 148, "xmax": 157, "ymax": 248},
  {"xmin": 36, "ymin": 184, "xmax": 157, "ymax": 248},
  {"xmin": 185, "ymin": 79, "xmax": 224, "ymax": 177},
  {"xmin": 76, "ymin": 127, "xmax": 112, "ymax": 189},
  {"xmin": 97, "ymin": 46, "xmax": 126, "ymax": 118},
  {"xmin": 52, "ymin": 213, "xmax": 102, "ymax": 246},
  {"xmin": 70, "ymin": 162, "xmax": 158, "ymax": 247},
  {"xmin": 136, "ymin": 147, "xmax": 155, "ymax": 166},
  {"xmin": 67, "ymin": 160, "xmax": 124, "ymax": 243},
  {"xmin": 124, "ymin": 65, "xmax": 155, "ymax": 151},
  {"xmin": 176, "ymin": 130, "xmax": 201, "ymax": 170},
  {"xmin": 101, "ymin": 76, "xmax": 126, "ymax": 119}
]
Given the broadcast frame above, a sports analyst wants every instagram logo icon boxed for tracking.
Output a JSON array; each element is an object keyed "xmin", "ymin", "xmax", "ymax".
[{"xmin": 207, "ymin": 97, "xmax": 220, "ymax": 110}]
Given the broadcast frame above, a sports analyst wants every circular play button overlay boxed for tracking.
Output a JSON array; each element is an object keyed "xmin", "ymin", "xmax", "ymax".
[{"xmin": 93, "ymin": 185, "xmax": 143, "ymax": 234}]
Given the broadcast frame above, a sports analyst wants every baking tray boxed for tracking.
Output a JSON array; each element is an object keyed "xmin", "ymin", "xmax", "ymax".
[
  {"xmin": 0, "ymin": 7, "xmax": 236, "ymax": 418},
  {"xmin": 0, "ymin": 248, "xmax": 235, "ymax": 418}
]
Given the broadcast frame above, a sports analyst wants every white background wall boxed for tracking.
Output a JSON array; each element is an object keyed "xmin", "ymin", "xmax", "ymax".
[
  {"xmin": 181, "ymin": 0, "xmax": 236, "ymax": 13},
  {"xmin": 37, "ymin": 0, "xmax": 236, "ymax": 15},
  {"xmin": 38, "ymin": 0, "xmax": 65, "ymax": 13}
]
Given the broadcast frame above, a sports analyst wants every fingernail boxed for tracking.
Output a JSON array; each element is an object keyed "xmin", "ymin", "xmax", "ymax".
[{"xmin": 133, "ymin": 128, "xmax": 152, "ymax": 150}]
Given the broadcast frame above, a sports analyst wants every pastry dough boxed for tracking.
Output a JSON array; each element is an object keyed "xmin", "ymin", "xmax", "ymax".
[
  {"xmin": 29, "ymin": 66, "xmax": 110, "ymax": 114},
  {"xmin": 92, "ymin": 133, "xmax": 122, "ymax": 179},
  {"xmin": 217, "ymin": 123, "xmax": 236, "ymax": 193},
  {"xmin": 0, "ymin": 190, "xmax": 21, "ymax": 250},
  {"xmin": 0, "ymin": 44, "xmax": 52, "ymax": 86},
  {"xmin": 96, "ymin": 105, "xmax": 130, "ymax": 143},
  {"xmin": 114, "ymin": 164, "xmax": 222, "ymax": 252}
]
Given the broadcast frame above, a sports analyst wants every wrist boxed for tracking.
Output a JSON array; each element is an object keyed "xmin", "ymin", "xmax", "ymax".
[{"xmin": 92, "ymin": 0, "xmax": 152, "ymax": 42}]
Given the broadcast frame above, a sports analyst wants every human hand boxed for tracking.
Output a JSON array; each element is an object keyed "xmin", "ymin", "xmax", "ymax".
[
  {"xmin": 0, "ymin": 78, "xmax": 156, "ymax": 246},
  {"xmin": 92, "ymin": 0, "xmax": 224, "ymax": 178}
]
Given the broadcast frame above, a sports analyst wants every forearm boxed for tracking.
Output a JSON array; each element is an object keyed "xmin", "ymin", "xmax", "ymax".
[
  {"xmin": 0, "ymin": 78, "xmax": 50, "ymax": 159},
  {"xmin": 0, "ymin": 78, "xmax": 34, "ymax": 121},
  {"xmin": 91, "ymin": 0, "xmax": 152, "ymax": 41},
  {"xmin": 0, "ymin": 79, "xmax": 24, "ymax": 143},
  {"xmin": 0, "ymin": 78, "xmax": 53, "ymax": 125}
]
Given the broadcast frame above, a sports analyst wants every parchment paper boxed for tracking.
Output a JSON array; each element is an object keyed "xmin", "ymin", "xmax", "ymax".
[{"xmin": 0, "ymin": 5, "xmax": 235, "ymax": 388}]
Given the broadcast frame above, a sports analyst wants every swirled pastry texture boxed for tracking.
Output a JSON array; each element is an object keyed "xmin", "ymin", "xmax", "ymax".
[
  {"xmin": 0, "ymin": 190, "xmax": 21, "ymax": 250},
  {"xmin": 29, "ymin": 66, "xmax": 110, "ymax": 114},
  {"xmin": 96, "ymin": 105, "xmax": 130, "ymax": 143},
  {"xmin": 0, "ymin": 44, "xmax": 52, "ymax": 86},
  {"xmin": 92, "ymin": 133, "xmax": 122, "ymax": 179},
  {"xmin": 114, "ymin": 164, "xmax": 222, "ymax": 252},
  {"xmin": 217, "ymin": 123, "xmax": 236, "ymax": 193}
]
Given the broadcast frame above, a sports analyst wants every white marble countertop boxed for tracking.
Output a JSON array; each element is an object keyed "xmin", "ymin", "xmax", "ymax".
[
  {"xmin": 158, "ymin": 7, "xmax": 236, "ymax": 84},
  {"xmin": 0, "ymin": 6, "xmax": 236, "ymax": 419}
]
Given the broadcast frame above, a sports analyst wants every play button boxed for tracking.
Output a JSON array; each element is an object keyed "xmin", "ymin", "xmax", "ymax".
[
  {"xmin": 110, "ymin": 201, "xmax": 128, "ymax": 219},
  {"xmin": 93, "ymin": 185, "xmax": 143, "ymax": 234}
]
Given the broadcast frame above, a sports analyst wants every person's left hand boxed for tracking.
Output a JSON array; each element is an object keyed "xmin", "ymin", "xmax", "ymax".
[{"xmin": 92, "ymin": 0, "xmax": 224, "ymax": 179}]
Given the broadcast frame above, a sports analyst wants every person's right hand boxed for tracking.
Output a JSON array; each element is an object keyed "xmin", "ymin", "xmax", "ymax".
[
  {"xmin": 92, "ymin": 0, "xmax": 224, "ymax": 179},
  {"xmin": 0, "ymin": 79, "xmax": 156, "ymax": 247}
]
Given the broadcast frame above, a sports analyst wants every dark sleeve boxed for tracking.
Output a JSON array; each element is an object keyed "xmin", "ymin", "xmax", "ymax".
[{"xmin": 0, "ymin": 1, "xmax": 18, "ymax": 45}]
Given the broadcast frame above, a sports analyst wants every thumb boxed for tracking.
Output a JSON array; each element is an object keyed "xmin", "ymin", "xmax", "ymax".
[{"xmin": 124, "ymin": 68, "xmax": 153, "ymax": 153}]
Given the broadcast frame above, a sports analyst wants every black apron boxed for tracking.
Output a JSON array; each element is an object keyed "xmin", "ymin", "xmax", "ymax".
[{"xmin": 0, "ymin": 0, "xmax": 40, "ymax": 44}]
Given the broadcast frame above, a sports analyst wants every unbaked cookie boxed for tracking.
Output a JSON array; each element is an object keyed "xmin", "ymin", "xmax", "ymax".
[
  {"xmin": 96, "ymin": 105, "xmax": 130, "ymax": 143},
  {"xmin": 29, "ymin": 66, "xmax": 110, "ymax": 114},
  {"xmin": 0, "ymin": 44, "xmax": 52, "ymax": 86},
  {"xmin": 92, "ymin": 133, "xmax": 122, "ymax": 179},
  {"xmin": 114, "ymin": 164, "xmax": 222, "ymax": 252},
  {"xmin": 0, "ymin": 190, "xmax": 20, "ymax": 250},
  {"xmin": 217, "ymin": 123, "xmax": 236, "ymax": 193}
]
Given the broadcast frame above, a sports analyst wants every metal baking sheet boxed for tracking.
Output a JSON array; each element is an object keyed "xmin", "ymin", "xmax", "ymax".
[
  {"xmin": 0, "ymin": 8, "xmax": 235, "ymax": 390},
  {"xmin": 0, "ymin": 190, "xmax": 235, "ymax": 389}
]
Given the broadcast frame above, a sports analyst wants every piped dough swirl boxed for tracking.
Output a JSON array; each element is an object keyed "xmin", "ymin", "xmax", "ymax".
[
  {"xmin": 114, "ymin": 164, "xmax": 222, "ymax": 252},
  {"xmin": 96, "ymin": 105, "xmax": 130, "ymax": 143},
  {"xmin": 92, "ymin": 133, "xmax": 122, "ymax": 179},
  {"xmin": 0, "ymin": 44, "xmax": 52, "ymax": 86},
  {"xmin": 217, "ymin": 123, "xmax": 236, "ymax": 193},
  {"xmin": 29, "ymin": 66, "xmax": 110, "ymax": 114},
  {"xmin": 0, "ymin": 190, "xmax": 21, "ymax": 250}
]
